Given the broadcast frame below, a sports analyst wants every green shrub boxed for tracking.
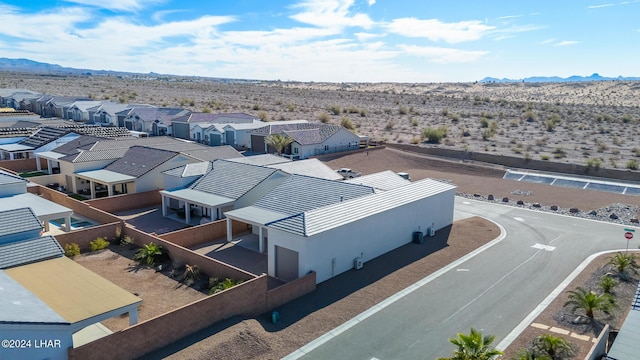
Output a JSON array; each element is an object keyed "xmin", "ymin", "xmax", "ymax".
[
  {"xmin": 64, "ymin": 243, "xmax": 81, "ymax": 257},
  {"xmin": 340, "ymin": 117, "xmax": 355, "ymax": 130},
  {"xmin": 599, "ymin": 276, "xmax": 618, "ymax": 294},
  {"xmin": 208, "ymin": 277, "xmax": 243, "ymax": 295},
  {"xmin": 329, "ymin": 105, "xmax": 341, "ymax": 115},
  {"xmin": 422, "ymin": 126, "xmax": 448, "ymax": 144},
  {"xmin": 319, "ymin": 113, "xmax": 330, "ymax": 123},
  {"xmin": 479, "ymin": 117, "xmax": 489, "ymax": 128},
  {"xmin": 133, "ymin": 242, "xmax": 164, "ymax": 266},
  {"xmin": 120, "ymin": 235, "xmax": 134, "ymax": 247},
  {"xmin": 540, "ymin": 154, "xmax": 550, "ymax": 160},
  {"xmin": 627, "ymin": 159, "xmax": 639, "ymax": 170},
  {"xmin": 89, "ymin": 237, "xmax": 110, "ymax": 252},
  {"xmin": 586, "ymin": 158, "xmax": 602, "ymax": 170}
]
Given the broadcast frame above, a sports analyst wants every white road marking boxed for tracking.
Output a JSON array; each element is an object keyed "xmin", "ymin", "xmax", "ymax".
[
  {"xmin": 456, "ymin": 268, "xmax": 470, "ymax": 272},
  {"xmin": 531, "ymin": 243, "xmax": 556, "ymax": 251},
  {"xmin": 462, "ymin": 201, "xmax": 471, "ymax": 205},
  {"xmin": 514, "ymin": 217, "xmax": 525, "ymax": 222}
]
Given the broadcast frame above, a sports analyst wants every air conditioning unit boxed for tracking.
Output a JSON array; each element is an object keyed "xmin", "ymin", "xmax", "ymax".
[{"xmin": 354, "ymin": 257, "xmax": 364, "ymax": 270}]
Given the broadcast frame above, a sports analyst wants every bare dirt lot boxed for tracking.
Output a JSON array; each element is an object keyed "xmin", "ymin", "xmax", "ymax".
[{"xmin": 3, "ymin": 72, "xmax": 640, "ymax": 171}]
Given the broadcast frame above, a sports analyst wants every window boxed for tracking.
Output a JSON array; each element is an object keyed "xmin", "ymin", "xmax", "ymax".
[{"xmin": 293, "ymin": 147, "xmax": 299, "ymax": 154}]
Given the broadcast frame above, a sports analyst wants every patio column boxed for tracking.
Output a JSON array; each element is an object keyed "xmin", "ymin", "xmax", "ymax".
[
  {"xmin": 90, "ymin": 180, "xmax": 96, "ymax": 199},
  {"xmin": 185, "ymin": 201, "xmax": 191, "ymax": 224},
  {"xmin": 64, "ymin": 214, "xmax": 71, "ymax": 232},
  {"xmin": 161, "ymin": 196, "xmax": 167, "ymax": 216},
  {"xmin": 47, "ymin": 159, "xmax": 52, "ymax": 174},
  {"xmin": 226, "ymin": 218, "xmax": 232, "ymax": 242},
  {"xmin": 129, "ymin": 308, "xmax": 139, "ymax": 325},
  {"xmin": 36, "ymin": 156, "xmax": 42, "ymax": 171},
  {"xmin": 259, "ymin": 227, "xmax": 264, "ymax": 253},
  {"xmin": 108, "ymin": 184, "xmax": 113, "ymax": 197}
]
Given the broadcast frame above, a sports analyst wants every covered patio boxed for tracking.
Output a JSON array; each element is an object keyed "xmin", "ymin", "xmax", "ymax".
[
  {"xmin": 75, "ymin": 169, "xmax": 135, "ymax": 199},
  {"xmin": 0, "ymin": 143, "xmax": 33, "ymax": 160},
  {"xmin": 224, "ymin": 206, "xmax": 289, "ymax": 254},
  {"xmin": 0, "ymin": 192, "xmax": 73, "ymax": 232},
  {"xmin": 34, "ymin": 150, "xmax": 65, "ymax": 174},
  {"xmin": 159, "ymin": 188, "xmax": 233, "ymax": 226}
]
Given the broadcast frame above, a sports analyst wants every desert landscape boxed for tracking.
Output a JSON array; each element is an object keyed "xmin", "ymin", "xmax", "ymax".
[{"xmin": 2, "ymin": 72, "xmax": 640, "ymax": 172}]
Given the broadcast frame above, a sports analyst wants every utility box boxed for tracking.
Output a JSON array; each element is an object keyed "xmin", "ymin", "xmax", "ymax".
[
  {"xmin": 412, "ymin": 231, "xmax": 424, "ymax": 244},
  {"xmin": 354, "ymin": 257, "xmax": 364, "ymax": 270}
]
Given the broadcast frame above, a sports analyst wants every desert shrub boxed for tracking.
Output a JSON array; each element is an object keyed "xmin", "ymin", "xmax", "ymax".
[
  {"xmin": 410, "ymin": 118, "xmax": 419, "ymax": 127},
  {"xmin": 341, "ymin": 117, "xmax": 355, "ymax": 130},
  {"xmin": 523, "ymin": 110, "xmax": 537, "ymax": 122},
  {"xmin": 89, "ymin": 237, "xmax": 110, "ymax": 252},
  {"xmin": 319, "ymin": 113, "xmax": 330, "ymax": 123},
  {"xmin": 64, "ymin": 243, "xmax": 81, "ymax": 258},
  {"xmin": 120, "ymin": 235, "xmax": 134, "ymax": 247},
  {"xmin": 440, "ymin": 108, "xmax": 449, "ymax": 116},
  {"xmin": 627, "ymin": 159, "xmax": 639, "ymax": 170},
  {"xmin": 252, "ymin": 104, "xmax": 261, "ymax": 110},
  {"xmin": 552, "ymin": 147, "xmax": 566, "ymax": 159},
  {"xmin": 208, "ymin": 277, "xmax": 243, "ymax": 295},
  {"xmin": 633, "ymin": 148, "xmax": 640, "ymax": 157},
  {"xmin": 448, "ymin": 112, "xmax": 461, "ymax": 122},
  {"xmin": 479, "ymin": 117, "xmax": 489, "ymax": 128},
  {"xmin": 541, "ymin": 154, "xmax": 550, "ymax": 160},
  {"xmin": 410, "ymin": 137, "xmax": 421, "ymax": 144},
  {"xmin": 398, "ymin": 106, "xmax": 408, "ymax": 115},
  {"xmin": 182, "ymin": 264, "xmax": 201, "ymax": 284},
  {"xmin": 586, "ymin": 158, "xmax": 602, "ymax": 170},
  {"xmin": 384, "ymin": 120, "xmax": 395, "ymax": 131},
  {"xmin": 329, "ymin": 105, "xmax": 341, "ymax": 115},
  {"xmin": 133, "ymin": 242, "xmax": 164, "ymax": 266},
  {"xmin": 359, "ymin": 109, "xmax": 367, "ymax": 117},
  {"xmin": 422, "ymin": 126, "xmax": 448, "ymax": 144},
  {"xmin": 257, "ymin": 111, "xmax": 269, "ymax": 122}
]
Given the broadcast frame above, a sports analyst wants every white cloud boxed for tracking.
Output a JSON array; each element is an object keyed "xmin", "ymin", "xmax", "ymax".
[
  {"xmin": 63, "ymin": 0, "xmax": 163, "ymax": 11},
  {"xmin": 399, "ymin": 45, "xmax": 488, "ymax": 63},
  {"xmin": 289, "ymin": 0, "xmax": 375, "ymax": 30},
  {"xmin": 387, "ymin": 18, "xmax": 495, "ymax": 43},
  {"xmin": 497, "ymin": 15, "xmax": 522, "ymax": 19},
  {"xmin": 541, "ymin": 38, "xmax": 556, "ymax": 44},
  {"xmin": 587, "ymin": 3, "xmax": 615, "ymax": 8},
  {"xmin": 529, "ymin": 12, "xmax": 541, "ymax": 16},
  {"xmin": 368, "ymin": 0, "xmax": 376, "ymax": 5},
  {"xmin": 354, "ymin": 32, "xmax": 384, "ymax": 41},
  {"xmin": 555, "ymin": 40, "xmax": 579, "ymax": 46}
]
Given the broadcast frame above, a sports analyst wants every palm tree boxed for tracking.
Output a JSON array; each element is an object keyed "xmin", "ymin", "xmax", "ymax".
[
  {"xmin": 532, "ymin": 334, "xmax": 573, "ymax": 360},
  {"xmin": 438, "ymin": 328, "xmax": 503, "ymax": 360},
  {"xmin": 513, "ymin": 348, "xmax": 552, "ymax": 360},
  {"xmin": 563, "ymin": 287, "xmax": 616, "ymax": 319},
  {"xmin": 609, "ymin": 252, "xmax": 638, "ymax": 281},
  {"xmin": 133, "ymin": 242, "xmax": 164, "ymax": 266},
  {"xmin": 264, "ymin": 133, "xmax": 293, "ymax": 156},
  {"xmin": 599, "ymin": 276, "xmax": 618, "ymax": 294}
]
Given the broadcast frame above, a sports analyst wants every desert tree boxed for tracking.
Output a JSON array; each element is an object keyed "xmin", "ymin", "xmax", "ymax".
[{"xmin": 265, "ymin": 134, "xmax": 293, "ymax": 156}]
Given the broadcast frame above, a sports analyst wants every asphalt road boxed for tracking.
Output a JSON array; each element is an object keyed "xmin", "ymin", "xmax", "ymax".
[{"xmin": 287, "ymin": 198, "xmax": 639, "ymax": 360}]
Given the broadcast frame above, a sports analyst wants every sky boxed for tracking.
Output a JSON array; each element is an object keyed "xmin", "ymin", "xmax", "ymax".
[{"xmin": 0, "ymin": 0, "xmax": 638, "ymax": 82}]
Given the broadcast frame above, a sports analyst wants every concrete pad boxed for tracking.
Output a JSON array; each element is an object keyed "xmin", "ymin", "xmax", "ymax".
[
  {"xmin": 549, "ymin": 326, "xmax": 570, "ymax": 335},
  {"xmin": 570, "ymin": 333, "xmax": 591, "ymax": 341},
  {"xmin": 72, "ymin": 322, "xmax": 113, "ymax": 347},
  {"xmin": 530, "ymin": 323, "xmax": 549, "ymax": 330}
]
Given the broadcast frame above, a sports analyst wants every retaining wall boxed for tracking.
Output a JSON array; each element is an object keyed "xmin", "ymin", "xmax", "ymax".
[
  {"xmin": 54, "ymin": 222, "xmax": 123, "ymax": 251},
  {"xmin": 388, "ymin": 143, "xmax": 640, "ymax": 182},
  {"xmin": 35, "ymin": 185, "xmax": 121, "ymax": 224},
  {"xmin": 0, "ymin": 158, "xmax": 45, "ymax": 173}
]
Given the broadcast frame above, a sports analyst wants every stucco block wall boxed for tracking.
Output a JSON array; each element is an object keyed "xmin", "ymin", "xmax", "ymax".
[
  {"xmin": 86, "ymin": 191, "xmax": 161, "ymax": 213},
  {"xmin": 0, "ymin": 158, "xmax": 44, "ymax": 172},
  {"xmin": 269, "ymin": 188, "xmax": 455, "ymax": 283},
  {"xmin": 159, "ymin": 219, "xmax": 247, "ymax": 248},
  {"xmin": 54, "ymin": 222, "xmax": 122, "ymax": 251},
  {"xmin": 36, "ymin": 185, "xmax": 122, "ymax": 224}
]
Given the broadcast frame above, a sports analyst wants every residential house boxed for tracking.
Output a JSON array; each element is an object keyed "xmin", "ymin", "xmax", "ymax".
[
  {"xmin": 42, "ymin": 96, "xmax": 93, "ymax": 118},
  {"xmin": 122, "ymin": 107, "xmax": 190, "ymax": 136},
  {"xmin": 90, "ymin": 102, "xmax": 152, "ymax": 127},
  {"xmin": 67, "ymin": 101, "xmax": 103, "ymax": 121},
  {"xmin": 225, "ymin": 177, "xmax": 455, "ymax": 283},
  {"xmin": 0, "ymin": 170, "xmax": 73, "ymax": 232},
  {"xmin": 172, "ymin": 112, "xmax": 256, "ymax": 143},
  {"xmin": 160, "ymin": 160, "xmax": 288, "ymax": 225},
  {"xmin": 0, "ymin": 89, "xmax": 41, "ymax": 109},
  {"xmin": 250, "ymin": 122, "xmax": 362, "ymax": 158},
  {"xmin": 0, "ymin": 208, "xmax": 140, "ymax": 360}
]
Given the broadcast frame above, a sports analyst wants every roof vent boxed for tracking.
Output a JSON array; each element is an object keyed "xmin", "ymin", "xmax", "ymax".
[{"xmin": 340, "ymin": 195, "xmax": 344, "ymax": 202}]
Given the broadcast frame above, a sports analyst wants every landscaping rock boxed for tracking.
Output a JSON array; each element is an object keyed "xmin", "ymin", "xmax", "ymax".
[
  {"xmin": 572, "ymin": 315, "xmax": 591, "ymax": 324},
  {"xmin": 502, "ymin": 197, "xmax": 509, "ymax": 203},
  {"xmin": 589, "ymin": 210, "xmax": 598, "ymax": 216},
  {"xmin": 550, "ymin": 205, "xmax": 559, "ymax": 211},
  {"xmin": 569, "ymin": 208, "xmax": 580, "ymax": 213},
  {"xmin": 532, "ymin": 203, "xmax": 542, "ymax": 208},
  {"xmin": 487, "ymin": 194, "xmax": 494, "ymax": 201},
  {"xmin": 631, "ymin": 218, "xmax": 639, "ymax": 224},
  {"xmin": 517, "ymin": 200, "xmax": 525, "ymax": 205},
  {"xmin": 473, "ymin": 193, "xmax": 481, "ymax": 197},
  {"xmin": 610, "ymin": 213, "xmax": 619, "ymax": 220}
]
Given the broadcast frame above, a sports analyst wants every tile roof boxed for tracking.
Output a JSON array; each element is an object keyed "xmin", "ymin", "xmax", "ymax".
[
  {"xmin": 0, "ymin": 236, "xmax": 64, "ymax": 269},
  {"xmin": 254, "ymin": 174, "xmax": 375, "ymax": 215},
  {"xmin": 51, "ymin": 135, "xmax": 109, "ymax": 155},
  {"xmin": 228, "ymin": 154, "xmax": 292, "ymax": 166},
  {"xmin": 126, "ymin": 107, "xmax": 190, "ymax": 125},
  {"xmin": 0, "ymin": 208, "xmax": 42, "ymax": 239},
  {"xmin": 344, "ymin": 170, "xmax": 412, "ymax": 191},
  {"xmin": 60, "ymin": 148, "xmax": 129, "ymax": 163},
  {"xmin": 267, "ymin": 178, "xmax": 455, "ymax": 237},
  {"xmin": 190, "ymin": 160, "xmax": 280, "ymax": 200},
  {"xmin": 267, "ymin": 158, "xmax": 343, "ymax": 180},
  {"xmin": 183, "ymin": 113, "xmax": 255, "ymax": 123},
  {"xmin": 104, "ymin": 146, "xmax": 178, "ymax": 177},
  {"xmin": 179, "ymin": 146, "xmax": 243, "ymax": 161},
  {"xmin": 284, "ymin": 125, "xmax": 342, "ymax": 145},
  {"xmin": 163, "ymin": 162, "xmax": 212, "ymax": 178}
]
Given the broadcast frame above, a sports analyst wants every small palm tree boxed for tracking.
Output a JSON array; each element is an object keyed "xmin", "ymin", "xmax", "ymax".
[
  {"xmin": 609, "ymin": 252, "xmax": 638, "ymax": 281},
  {"xmin": 513, "ymin": 348, "xmax": 552, "ymax": 360},
  {"xmin": 438, "ymin": 328, "xmax": 503, "ymax": 360},
  {"xmin": 599, "ymin": 276, "xmax": 618, "ymax": 294},
  {"xmin": 264, "ymin": 133, "xmax": 293, "ymax": 155},
  {"xmin": 532, "ymin": 334, "xmax": 573, "ymax": 360},
  {"xmin": 564, "ymin": 287, "xmax": 616, "ymax": 319}
]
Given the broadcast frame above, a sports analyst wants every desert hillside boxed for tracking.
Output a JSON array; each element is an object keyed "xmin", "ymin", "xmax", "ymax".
[{"xmin": 2, "ymin": 72, "xmax": 640, "ymax": 170}]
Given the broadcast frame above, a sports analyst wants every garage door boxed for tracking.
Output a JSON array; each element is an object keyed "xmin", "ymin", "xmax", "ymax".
[
  {"xmin": 210, "ymin": 133, "xmax": 222, "ymax": 146},
  {"xmin": 275, "ymin": 246, "xmax": 299, "ymax": 282}
]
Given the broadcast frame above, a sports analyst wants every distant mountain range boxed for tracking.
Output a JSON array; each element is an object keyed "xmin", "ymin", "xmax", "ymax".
[
  {"xmin": 480, "ymin": 73, "xmax": 640, "ymax": 83},
  {"xmin": 1, "ymin": 58, "xmax": 638, "ymax": 83}
]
